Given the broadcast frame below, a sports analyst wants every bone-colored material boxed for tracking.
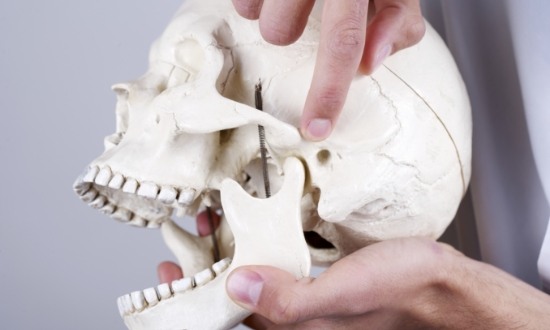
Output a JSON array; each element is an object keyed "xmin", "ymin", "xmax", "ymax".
[
  {"xmin": 73, "ymin": 0, "xmax": 471, "ymax": 328},
  {"xmin": 121, "ymin": 158, "xmax": 311, "ymax": 330}
]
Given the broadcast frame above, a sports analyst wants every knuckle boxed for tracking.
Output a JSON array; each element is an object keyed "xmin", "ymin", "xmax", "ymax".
[
  {"xmin": 269, "ymin": 295, "xmax": 301, "ymax": 324},
  {"xmin": 327, "ymin": 22, "xmax": 365, "ymax": 62},
  {"xmin": 232, "ymin": 0, "xmax": 262, "ymax": 19},
  {"xmin": 381, "ymin": 1, "xmax": 425, "ymax": 50},
  {"xmin": 406, "ymin": 17, "xmax": 426, "ymax": 44},
  {"xmin": 393, "ymin": 16, "xmax": 425, "ymax": 51},
  {"xmin": 260, "ymin": 20, "xmax": 297, "ymax": 46}
]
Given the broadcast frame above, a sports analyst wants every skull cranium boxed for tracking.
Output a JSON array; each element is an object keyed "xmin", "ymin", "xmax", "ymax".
[{"xmin": 73, "ymin": 1, "xmax": 471, "ymax": 329}]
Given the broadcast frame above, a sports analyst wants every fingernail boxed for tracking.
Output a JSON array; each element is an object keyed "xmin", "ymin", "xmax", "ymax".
[
  {"xmin": 227, "ymin": 270, "xmax": 264, "ymax": 306},
  {"xmin": 373, "ymin": 44, "xmax": 391, "ymax": 69},
  {"xmin": 305, "ymin": 118, "xmax": 332, "ymax": 141}
]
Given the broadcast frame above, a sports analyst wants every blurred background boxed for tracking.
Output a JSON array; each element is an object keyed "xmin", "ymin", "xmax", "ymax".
[{"xmin": 1, "ymin": 1, "xmax": 187, "ymax": 329}]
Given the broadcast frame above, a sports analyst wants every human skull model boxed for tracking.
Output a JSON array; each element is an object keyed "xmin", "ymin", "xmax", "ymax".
[{"xmin": 73, "ymin": 0, "xmax": 471, "ymax": 329}]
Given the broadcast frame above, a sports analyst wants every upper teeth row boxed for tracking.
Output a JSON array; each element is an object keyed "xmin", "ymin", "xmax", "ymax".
[
  {"xmin": 117, "ymin": 258, "xmax": 232, "ymax": 316},
  {"xmin": 78, "ymin": 165, "xmax": 198, "ymax": 206},
  {"xmin": 75, "ymin": 184, "xmax": 159, "ymax": 228},
  {"xmin": 73, "ymin": 165, "xmax": 201, "ymax": 227}
]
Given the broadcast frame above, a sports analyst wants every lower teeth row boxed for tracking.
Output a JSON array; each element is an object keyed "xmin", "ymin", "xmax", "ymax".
[{"xmin": 117, "ymin": 258, "xmax": 232, "ymax": 316}]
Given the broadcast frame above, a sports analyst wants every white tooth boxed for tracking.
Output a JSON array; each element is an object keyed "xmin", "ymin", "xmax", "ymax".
[
  {"xmin": 130, "ymin": 291, "xmax": 147, "ymax": 312},
  {"xmin": 130, "ymin": 216, "xmax": 147, "ymax": 227},
  {"xmin": 178, "ymin": 188, "xmax": 196, "ymax": 206},
  {"xmin": 121, "ymin": 294, "xmax": 135, "ymax": 314},
  {"xmin": 137, "ymin": 182, "xmax": 159, "ymax": 199},
  {"xmin": 112, "ymin": 208, "xmax": 132, "ymax": 222},
  {"xmin": 122, "ymin": 178, "xmax": 139, "ymax": 194},
  {"xmin": 202, "ymin": 193, "xmax": 212, "ymax": 207},
  {"xmin": 158, "ymin": 186, "xmax": 177, "ymax": 204},
  {"xmin": 83, "ymin": 166, "xmax": 100, "ymax": 183},
  {"xmin": 95, "ymin": 167, "xmax": 112, "ymax": 186},
  {"xmin": 172, "ymin": 277, "xmax": 192, "ymax": 294},
  {"xmin": 100, "ymin": 203, "xmax": 116, "ymax": 215},
  {"xmin": 81, "ymin": 189, "xmax": 98, "ymax": 203},
  {"xmin": 117, "ymin": 296, "xmax": 125, "ymax": 317},
  {"xmin": 194, "ymin": 268, "xmax": 214, "ymax": 287},
  {"xmin": 108, "ymin": 173, "xmax": 125, "ymax": 189},
  {"xmin": 212, "ymin": 258, "xmax": 231, "ymax": 276},
  {"xmin": 143, "ymin": 287, "xmax": 159, "ymax": 307},
  {"xmin": 175, "ymin": 206, "xmax": 188, "ymax": 218},
  {"xmin": 147, "ymin": 221, "xmax": 161, "ymax": 229},
  {"xmin": 157, "ymin": 283, "xmax": 172, "ymax": 300},
  {"xmin": 89, "ymin": 195, "xmax": 107, "ymax": 209},
  {"xmin": 74, "ymin": 181, "xmax": 91, "ymax": 195}
]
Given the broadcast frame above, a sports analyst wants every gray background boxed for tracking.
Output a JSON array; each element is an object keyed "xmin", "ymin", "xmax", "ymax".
[{"xmin": 0, "ymin": 1, "xmax": 191, "ymax": 329}]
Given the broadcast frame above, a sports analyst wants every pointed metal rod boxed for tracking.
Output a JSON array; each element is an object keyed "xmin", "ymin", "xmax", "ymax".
[
  {"xmin": 255, "ymin": 80, "xmax": 271, "ymax": 198},
  {"xmin": 206, "ymin": 206, "xmax": 221, "ymax": 262}
]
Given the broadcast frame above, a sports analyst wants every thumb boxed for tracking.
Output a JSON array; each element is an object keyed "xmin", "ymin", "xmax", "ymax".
[{"xmin": 226, "ymin": 266, "xmax": 325, "ymax": 325}]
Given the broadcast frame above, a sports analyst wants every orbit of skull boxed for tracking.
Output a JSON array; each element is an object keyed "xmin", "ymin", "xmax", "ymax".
[{"xmin": 73, "ymin": 1, "xmax": 472, "ymax": 329}]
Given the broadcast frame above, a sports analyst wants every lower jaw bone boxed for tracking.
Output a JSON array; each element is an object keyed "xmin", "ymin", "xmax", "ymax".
[{"xmin": 121, "ymin": 157, "xmax": 311, "ymax": 330}]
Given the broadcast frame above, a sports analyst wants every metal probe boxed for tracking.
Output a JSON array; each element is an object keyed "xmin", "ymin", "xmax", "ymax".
[
  {"xmin": 255, "ymin": 80, "xmax": 272, "ymax": 198},
  {"xmin": 206, "ymin": 206, "xmax": 221, "ymax": 262}
]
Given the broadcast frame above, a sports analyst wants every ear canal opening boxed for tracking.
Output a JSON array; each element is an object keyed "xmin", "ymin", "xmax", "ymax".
[{"xmin": 316, "ymin": 149, "xmax": 331, "ymax": 164}]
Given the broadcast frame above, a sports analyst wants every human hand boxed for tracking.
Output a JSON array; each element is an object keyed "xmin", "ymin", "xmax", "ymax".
[
  {"xmin": 231, "ymin": 0, "xmax": 425, "ymax": 140},
  {"xmin": 226, "ymin": 237, "xmax": 550, "ymax": 329}
]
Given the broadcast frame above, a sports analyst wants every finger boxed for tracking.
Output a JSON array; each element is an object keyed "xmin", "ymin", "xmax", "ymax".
[
  {"xmin": 359, "ymin": 0, "xmax": 425, "ymax": 74},
  {"xmin": 226, "ymin": 266, "xmax": 322, "ymax": 324},
  {"xmin": 232, "ymin": 0, "xmax": 264, "ymax": 20},
  {"xmin": 258, "ymin": 0, "xmax": 315, "ymax": 45},
  {"xmin": 301, "ymin": 0, "xmax": 370, "ymax": 141},
  {"xmin": 243, "ymin": 314, "xmax": 274, "ymax": 329},
  {"xmin": 157, "ymin": 261, "xmax": 183, "ymax": 284},
  {"xmin": 226, "ymin": 238, "xmax": 456, "ymax": 325},
  {"xmin": 226, "ymin": 262, "xmax": 387, "ymax": 324},
  {"xmin": 196, "ymin": 209, "xmax": 221, "ymax": 237}
]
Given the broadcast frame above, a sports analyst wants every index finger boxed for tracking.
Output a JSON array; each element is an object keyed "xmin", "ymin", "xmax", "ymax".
[{"xmin": 301, "ymin": 0, "xmax": 369, "ymax": 141}]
